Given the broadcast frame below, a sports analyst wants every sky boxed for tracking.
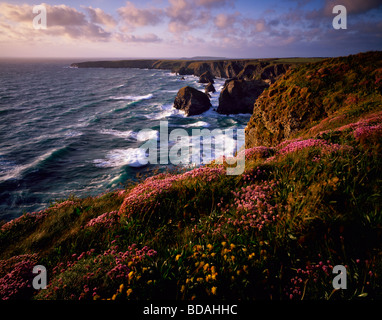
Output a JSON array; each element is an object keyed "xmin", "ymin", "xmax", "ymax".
[{"xmin": 0, "ymin": 0, "xmax": 381, "ymax": 59}]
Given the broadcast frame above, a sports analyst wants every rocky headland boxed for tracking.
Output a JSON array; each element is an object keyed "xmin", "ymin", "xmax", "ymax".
[{"xmin": 71, "ymin": 58, "xmax": 319, "ymax": 116}]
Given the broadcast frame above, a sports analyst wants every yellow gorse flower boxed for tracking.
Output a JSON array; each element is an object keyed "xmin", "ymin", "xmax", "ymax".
[{"xmin": 211, "ymin": 286, "xmax": 217, "ymax": 295}]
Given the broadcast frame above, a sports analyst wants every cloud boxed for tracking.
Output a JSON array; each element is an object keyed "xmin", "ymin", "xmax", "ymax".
[
  {"xmin": 166, "ymin": 0, "xmax": 194, "ymax": 24},
  {"xmin": 214, "ymin": 13, "xmax": 239, "ymax": 29},
  {"xmin": 324, "ymin": 0, "xmax": 382, "ymax": 15},
  {"xmin": 115, "ymin": 32, "xmax": 162, "ymax": 43},
  {"xmin": 242, "ymin": 18, "xmax": 267, "ymax": 33},
  {"xmin": 84, "ymin": 6, "xmax": 117, "ymax": 28},
  {"xmin": 117, "ymin": 1, "xmax": 163, "ymax": 28},
  {"xmin": 197, "ymin": 0, "xmax": 235, "ymax": 8},
  {"xmin": 166, "ymin": 0, "xmax": 213, "ymax": 34},
  {"xmin": 0, "ymin": 3, "xmax": 112, "ymax": 41}
]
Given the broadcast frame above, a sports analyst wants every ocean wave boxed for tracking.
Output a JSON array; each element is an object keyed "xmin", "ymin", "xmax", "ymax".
[
  {"xmin": 130, "ymin": 129, "xmax": 159, "ymax": 141},
  {"xmin": 93, "ymin": 148, "xmax": 148, "ymax": 168},
  {"xmin": 184, "ymin": 121, "xmax": 211, "ymax": 128},
  {"xmin": 100, "ymin": 129, "xmax": 134, "ymax": 139},
  {"xmin": 0, "ymin": 147, "xmax": 69, "ymax": 182},
  {"xmin": 110, "ymin": 93, "xmax": 154, "ymax": 101},
  {"xmin": 145, "ymin": 104, "xmax": 186, "ymax": 120},
  {"xmin": 64, "ymin": 130, "xmax": 83, "ymax": 138}
]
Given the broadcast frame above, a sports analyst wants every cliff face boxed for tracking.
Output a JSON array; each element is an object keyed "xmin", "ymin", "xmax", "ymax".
[
  {"xmin": 175, "ymin": 60, "xmax": 292, "ymax": 82},
  {"xmin": 245, "ymin": 51, "xmax": 382, "ymax": 148},
  {"xmin": 71, "ymin": 59, "xmax": 295, "ymax": 82}
]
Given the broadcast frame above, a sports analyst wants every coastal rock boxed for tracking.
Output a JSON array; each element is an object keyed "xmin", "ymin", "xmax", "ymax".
[
  {"xmin": 173, "ymin": 86, "xmax": 211, "ymax": 116},
  {"xmin": 217, "ymin": 79, "xmax": 269, "ymax": 115},
  {"xmin": 199, "ymin": 71, "xmax": 215, "ymax": 84},
  {"xmin": 204, "ymin": 82, "xmax": 216, "ymax": 94},
  {"xmin": 245, "ymin": 51, "xmax": 382, "ymax": 149},
  {"xmin": 236, "ymin": 63, "xmax": 267, "ymax": 80},
  {"xmin": 260, "ymin": 64, "xmax": 291, "ymax": 83}
]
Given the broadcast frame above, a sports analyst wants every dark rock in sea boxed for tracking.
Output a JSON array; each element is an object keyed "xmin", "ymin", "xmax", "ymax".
[
  {"xmin": 217, "ymin": 79, "xmax": 269, "ymax": 115},
  {"xmin": 204, "ymin": 82, "xmax": 216, "ymax": 94},
  {"xmin": 199, "ymin": 71, "xmax": 215, "ymax": 84},
  {"xmin": 174, "ymin": 86, "xmax": 212, "ymax": 116}
]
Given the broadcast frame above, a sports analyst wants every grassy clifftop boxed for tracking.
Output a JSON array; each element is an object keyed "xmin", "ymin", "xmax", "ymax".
[{"xmin": 1, "ymin": 52, "xmax": 381, "ymax": 301}]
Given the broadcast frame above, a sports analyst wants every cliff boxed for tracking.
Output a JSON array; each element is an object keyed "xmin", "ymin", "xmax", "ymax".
[
  {"xmin": 245, "ymin": 51, "xmax": 382, "ymax": 148},
  {"xmin": 71, "ymin": 58, "xmax": 320, "ymax": 82}
]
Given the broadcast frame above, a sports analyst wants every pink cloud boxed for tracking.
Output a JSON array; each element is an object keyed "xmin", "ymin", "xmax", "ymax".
[
  {"xmin": 117, "ymin": 1, "xmax": 163, "ymax": 27},
  {"xmin": 84, "ymin": 6, "xmax": 117, "ymax": 28}
]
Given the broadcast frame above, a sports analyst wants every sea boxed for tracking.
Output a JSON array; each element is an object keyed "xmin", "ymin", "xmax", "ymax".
[{"xmin": 0, "ymin": 59, "xmax": 251, "ymax": 221}]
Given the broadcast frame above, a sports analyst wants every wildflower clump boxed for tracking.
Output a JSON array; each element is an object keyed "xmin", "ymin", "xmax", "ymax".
[
  {"xmin": 0, "ymin": 254, "xmax": 38, "ymax": 300},
  {"xmin": 85, "ymin": 211, "xmax": 119, "ymax": 229},
  {"xmin": 118, "ymin": 166, "xmax": 225, "ymax": 217},
  {"xmin": 225, "ymin": 181, "xmax": 279, "ymax": 232},
  {"xmin": 175, "ymin": 241, "xmax": 271, "ymax": 300},
  {"xmin": 37, "ymin": 244, "xmax": 157, "ymax": 300}
]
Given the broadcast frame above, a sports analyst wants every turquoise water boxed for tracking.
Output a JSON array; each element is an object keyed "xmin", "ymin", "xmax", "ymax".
[{"xmin": 0, "ymin": 60, "xmax": 251, "ymax": 221}]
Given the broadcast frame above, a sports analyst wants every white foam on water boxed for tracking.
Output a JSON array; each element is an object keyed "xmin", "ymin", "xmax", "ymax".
[
  {"xmin": 165, "ymin": 129, "xmax": 242, "ymax": 167},
  {"xmin": 0, "ymin": 148, "xmax": 60, "ymax": 182},
  {"xmin": 110, "ymin": 93, "xmax": 154, "ymax": 101},
  {"xmin": 146, "ymin": 104, "xmax": 186, "ymax": 120},
  {"xmin": 130, "ymin": 129, "xmax": 159, "ymax": 141},
  {"xmin": 100, "ymin": 129, "xmax": 134, "ymax": 139},
  {"xmin": 64, "ymin": 130, "xmax": 83, "ymax": 138},
  {"xmin": 93, "ymin": 148, "xmax": 148, "ymax": 168},
  {"xmin": 184, "ymin": 121, "xmax": 211, "ymax": 128}
]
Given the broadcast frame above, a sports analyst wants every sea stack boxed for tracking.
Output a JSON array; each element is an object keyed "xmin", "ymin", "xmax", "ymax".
[
  {"xmin": 173, "ymin": 86, "xmax": 212, "ymax": 116},
  {"xmin": 217, "ymin": 79, "xmax": 269, "ymax": 115}
]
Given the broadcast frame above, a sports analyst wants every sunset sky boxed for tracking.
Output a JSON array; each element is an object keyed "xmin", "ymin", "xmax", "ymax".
[{"xmin": 0, "ymin": 0, "xmax": 381, "ymax": 59}]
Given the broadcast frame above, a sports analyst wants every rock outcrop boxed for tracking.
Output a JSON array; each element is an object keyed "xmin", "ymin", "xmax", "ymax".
[
  {"xmin": 245, "ymin": 51, "xmax": 382, "ymax": 148},
  {"xmin": 173, "ymin": 86, "xmax": 211, "ymax": 116},
  {"xmin": 217, "ymin": 79, "xmax": 269, "ymax": 115},
  {"xmin": 199, "ymin": 71, "xmax": 215, "ymax": 84},
  {"xmin": 204, "ymin": 82, "xmax": 216, "ymax": 94}
]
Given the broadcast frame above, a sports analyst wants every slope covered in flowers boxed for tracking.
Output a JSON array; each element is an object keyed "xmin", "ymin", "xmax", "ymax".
[{"xmin": 0, "ymin": 52, "xmax": 381, "ymax": 301}]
